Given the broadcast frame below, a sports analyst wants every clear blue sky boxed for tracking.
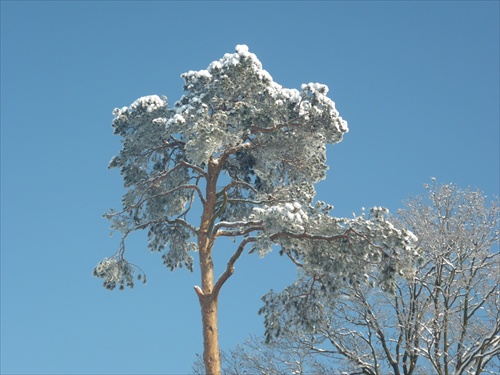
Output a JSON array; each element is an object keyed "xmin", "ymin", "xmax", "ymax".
[{"xmin": 1, "ymin": 1, "xmax": 498, "ymax": 374}]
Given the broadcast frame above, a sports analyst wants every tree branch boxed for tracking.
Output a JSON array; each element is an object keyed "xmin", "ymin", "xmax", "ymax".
[
  {"xmin": 212, "ymin": 220, "xmax": 263, "ymax": 234},
  {"xmin": 212, "ymin": 237, "xmax": 257, "ymax": 299},
  {"xmin": 270, "ymin": 227, "xmax": 392, "ymax": 265},
  {"xmin": 179, "ymin": 159, "xmax": 208, "ymax": 178}
]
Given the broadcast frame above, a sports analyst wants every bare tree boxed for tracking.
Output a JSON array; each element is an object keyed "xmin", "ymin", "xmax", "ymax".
[
  {"xmin": 192, "ymin": 335, "xmax": 337, "ymax": 375},
  {"xmin": 253, "ymin": 182, "xmax": 499, "ymax": 375}
]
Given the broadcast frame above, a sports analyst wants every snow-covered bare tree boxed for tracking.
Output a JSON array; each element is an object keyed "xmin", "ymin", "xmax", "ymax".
[
  {"xmin": 253, "ymin": 181, "xmax": 499, "ymax": 375},
  {"xmin": 93, "ymin": 45, "xmax": 416, "ymax": 374},
  {"xmin": 192, "ymin": 335, "xmax": 337, "ymax": 375}
]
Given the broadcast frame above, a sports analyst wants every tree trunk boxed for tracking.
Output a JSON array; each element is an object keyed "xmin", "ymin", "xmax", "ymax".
[
  {"xmin": 195, "ymin": 244, "xmax": 221, "ymax": 374},
  {"xmin": 199, "ymin": 293, "xmax": 220, "ymax": 374},
  {"xmin": 195, "ymin": 156, "xmax": 223, "ymax": 374}
]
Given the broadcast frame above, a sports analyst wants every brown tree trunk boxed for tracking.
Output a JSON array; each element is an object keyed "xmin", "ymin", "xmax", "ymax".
[
  {"xmin": 195, "ymin": 245, "xmax": 221, "ymax": 374},
  {"xmin": 195, "ymin": 156, "xmax": 223, "ymax": 374},
  {"xmin": 199, "ymin": 293, "xmax": 220, "ymax": 374}
]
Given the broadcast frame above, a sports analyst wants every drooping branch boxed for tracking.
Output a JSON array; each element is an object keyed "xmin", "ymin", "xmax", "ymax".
[{"xmin": 281, "ymin": 247, "xmax": 303, "ymax": 268}]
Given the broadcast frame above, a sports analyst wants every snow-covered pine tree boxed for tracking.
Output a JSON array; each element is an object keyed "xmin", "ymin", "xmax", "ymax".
[{"xmin": 94, "ymin": 45, "xmax": 417, "ymax": 374}]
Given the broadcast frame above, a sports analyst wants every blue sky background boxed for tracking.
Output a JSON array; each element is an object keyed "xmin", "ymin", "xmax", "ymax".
[{"xmin": 1, "ymin": 1, "xmax": 498, "ymax": 374}]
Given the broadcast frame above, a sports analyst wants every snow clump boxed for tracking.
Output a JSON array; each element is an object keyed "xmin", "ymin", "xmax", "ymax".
[{"xmin": 130, "ymin": 95, "xmax": 166, "ymax": 113}]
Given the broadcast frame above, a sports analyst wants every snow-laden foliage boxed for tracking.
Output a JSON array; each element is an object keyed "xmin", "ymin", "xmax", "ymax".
[
  {"xmin": 94, "ymin": 45, "xmax": 414, "ymax": 315},
  {"xmin": 175, "ymin": 44, "xmax": 347, "ymax": 172},
  {"xmin": 93, "ymin": 250, "xmax": 146, "ymax": 290},
  {"xmin": 258, "ymin": 206, "xmax": 419, "ymax": 343},
  {"xmin": 95, "ymin": 45, "xmax": 420, "ymax": 375}
]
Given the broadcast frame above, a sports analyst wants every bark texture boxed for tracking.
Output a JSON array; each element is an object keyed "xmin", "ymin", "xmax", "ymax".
[{"xmin": 199, "ymin": 294, "xmax": 220, "ymax": 375}]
